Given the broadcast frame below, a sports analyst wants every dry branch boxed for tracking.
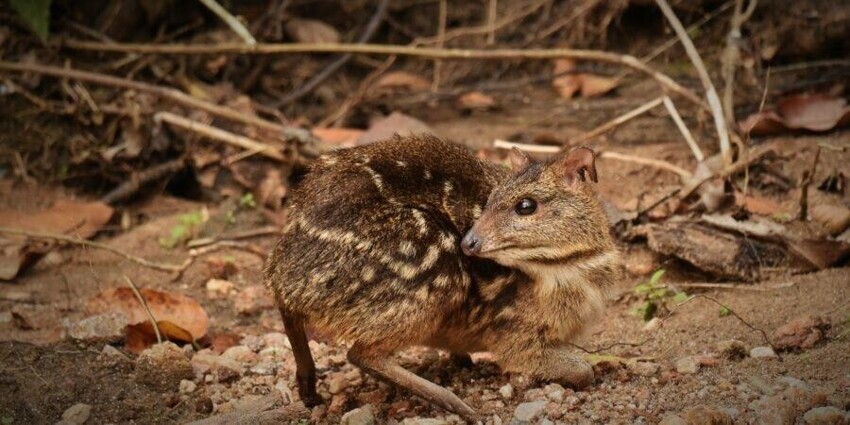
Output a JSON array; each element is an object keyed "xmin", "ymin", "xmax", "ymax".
[
  {"xmin": 662, "ymin": 96, "xmax": 704, "ymax": 162},
  {"xmin": 154, "ymin": 111, "xmax": 286, "ymax": 161},
  {"xmin": 654, "ymin": 0, "xmax": 733, "ymax": 165},
  {"xmin": 569, "ymin": 96, "xmax": 665, "ymax": 145},
  {"xmin": 0, "ymin": 227, "xmax": 191, "ymax": 273},
  {"xmin": 61, "ymin": 40, "xmax": 709, "ymax": 111},
  {"xmin": 100, "ymin": 158, "xmax": 186, "ymax": 205},
  {"xmin": 198, "ymin": 0, "xmax": 256, "ymax": 45}
]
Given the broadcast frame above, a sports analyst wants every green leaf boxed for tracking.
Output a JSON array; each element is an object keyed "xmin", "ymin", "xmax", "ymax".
[
  {"xmin": 649, "ymin": 269, "xmax": 666, "ymax": 286},
  {"xmin": 719, "ymin": 305, "xmax": 732, "ymax": 317},
  {"xmin": 239, "ymin": 193, "xmax": 257, "ymax": 209},
  {"xmin": 672, "ymin": 292, "xmax": 690, "ymax": 303},
  {"xmin": 10, "ymin": 0, "xmax": 51, "ymax": 40}
]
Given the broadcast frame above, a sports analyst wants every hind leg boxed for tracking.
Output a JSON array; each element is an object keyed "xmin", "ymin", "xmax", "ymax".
[
  {"xmin": 280, "ymin": 308, "xmax": 322, "ymax": 407},
  {"xmin": 347, "ymin": 343, "xmax": 476, "ymax": 418}
]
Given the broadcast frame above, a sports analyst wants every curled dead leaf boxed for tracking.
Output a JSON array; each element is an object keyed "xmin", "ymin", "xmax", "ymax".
[
  {"xmin": 86, "ymin": 287, "xmax": 209, "ymax": 342},
  {"xmin": 740, "ymin": 94, "xmax": 850, "ymax": 135},
  {"xmin": 551, "ymin": 58, "xmax": 618, "ymax": 99},
  {"xmin": 285, "ymin": 18, "xmax": 340, "ymax": 44},
  {"xmin": 375, "ymin": 71, "xmax": 431, "ymax": 91},
  {"xmin": 458, "ymin": 91, "xmax": 496, "ymax": 110}
]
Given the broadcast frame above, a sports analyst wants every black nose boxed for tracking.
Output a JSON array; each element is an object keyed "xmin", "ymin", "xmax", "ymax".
[{"xmin": 461, "ymin": 231, "xmax": 482, "ymax": 256}]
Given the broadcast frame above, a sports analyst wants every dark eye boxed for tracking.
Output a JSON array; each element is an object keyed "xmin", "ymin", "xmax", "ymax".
[{"xmin": 515, "ymin": 198, "xmax": 537, "ymax": 215}]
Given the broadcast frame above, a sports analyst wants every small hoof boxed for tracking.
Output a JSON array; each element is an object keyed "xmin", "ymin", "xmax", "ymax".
[
  {"xmin": 299, "ymin": 391, "xmax": 323, "ymax": 408},
  {"xmin": 449, "ymin": 353, "xmax": 475, "ymax": 369}
]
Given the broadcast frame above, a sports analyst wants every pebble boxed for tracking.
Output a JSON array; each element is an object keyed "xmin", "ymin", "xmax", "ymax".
[
  {"xmin": 658, "ymin": 415, "xmax": 686, "ymax": 425},
  {"xmin": 179, "ymin": 379, "xmax": 196, "ymax": 394},
  {"xmin": 749, "ymin": 346, "xmax": 778, "ymax": 359},
  {"xmin": 512, "ymin": 400, "xmax": 547, "ymax": 423},
  {"xmin": 326, "ymin": 372, "xmax": 348, "ymax": 394},
  {"xmin": 205, "ymin": 278, "xmax": 234, "ymax": 298},
  {"xmin": 234, "ymin": 285, "xmax": 275, "ymax": 315},
  {"xmin": 499, "ymin": 384, "xmax": 514, "ymax": 400},
  {"xmin": 543, "ymin": 383, "xmax": 565, "ymax": 402},
  {"xmin": 629, "ymin": 361, "xmax": 660, "ymax": 377},
  {"xmin": 675, "ymin": 357, "xmax": 699, "ymax": 374},
  {"xmin": 803, "ymin": 406, "xmax": 849, "ymax": 425},
  {"xmin": 682, "ymin": 405, "xmax": 733, "ymax": 425},
  {"xmin": 98, "ymin": 344, "xmax": 130, "ymax": 362},
  {"xmin": 341, "ymin": 405, "xmax": 376, "ymax": 425},
  {"xmin": 774, "ymin": 315, "xmax": 830, "ymax": 351},
  {"xmin": 749, "ymin": 394, "xmax": 798, "ymax": 425},
  {"xmin": 60, "ymin": 403, "xmax": 92, "ymax": 424},
  {"xmin": 135, "ymin": 342, "xmax": 194, "ymax": 391},
  {"xmin": 65, "ymin": 313, "xmax": 128, "ymax": 344},
  {"xmin": 400, "ymin": 418, "xmax": 449, "ymax": 425},
  {"xmin": 263, "ymin": 332, "xmax": 290, "ymax": 349},
  {"xmin": 642, "ymin": 317, "xmax": 662, "ymax": 332},
  {"xmin": 222, "ymin": 345, "xmax": 258, "ymax": 364},
  {"xmin": 191, "ymin": 351, "xmax": 245, "ymax": 382}
]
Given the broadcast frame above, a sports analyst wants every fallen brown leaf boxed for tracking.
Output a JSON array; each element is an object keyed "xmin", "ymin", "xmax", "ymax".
[
  {"xmin": 551, "ymin": 58, "xmax": 618, "ymax": 99},
  {"xmin": 735, "ymin": 193, "xmax": 784, "ymax": 216},
  {"xmin": 810, "ymin": 203, "xmax": 850, "ymax": 236},
  {"xmin": 375, "ymin": 71, "xmax": 431, "ymax": 91},
  {"xmin": 284, "ymin": 18, "xmax": 340, "ymax": 44},
  {"xmin": 740, "ymin": 94, "xmax": 850, "ymax": 135},
  {"xmin": 86, "ymin": 287, "xmax": 209, "ymax": 342},
  {"xmin": 458, "ymin": 91, "xmax": 497, "ymax": 110},
  {"xmin": 312, "ymin": 127, "xmax": 365, "ymax": 146}
]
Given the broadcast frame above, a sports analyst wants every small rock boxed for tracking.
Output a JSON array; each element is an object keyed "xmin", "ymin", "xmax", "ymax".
[
  {"xmin": 401, "ymin": 418, "xmax": 449, "ymax": 425},
  {"xmin": 275, "ymin": 379, "xmax": 293, "ymax": 404},
  {"xmin": 749, "ymin": 346, "xmax": 778, "ymax": 359},
  {"xmin": 777, "ymin": 376, "xmax": 811, "ymax": 391},
  {"xmin": 675, "ymin": 357, "xmax": 700, "ymax": 374},
  {"xmin": 543, "ymin": 383, "xmax": 565, "ymax": 402},
  {"xmin": 716, "ymin": 339, "xmax": 747, "ymax": 360},
  {"xmin": 191, "ymin": 351, "xmax": 245, "ymax": 383},
  {"xmin": 628, "ymin": 361, "xmax": 660, "ymax": 377},
  {"xmin": 61, "ymin": 403, "xmax": 92, "ymax": 424},
  {"xmin": 263, "ymin": 332, "xmax": 290, "ymax": 349},
  {"xmin": 179, "ymin": 379, "xmax": 196, "ymax": 394},
  {"xmin": 205, "ymin": 278, "xmax": 234, "ymax": 299},
  {"xmin": 341, "ymin": 405, "xmax": 375, "ymax": 425},
  {"xmin": 499, "ymin": 384, "xmax": 514, "ymax": 400},
  {"xmin": 99, "ymin": 344, "xmax": 130, "ymax": 362},
  {"xmin": 326, "ymin": 372, "xmax": 348, "ymax": 394},
  {"xmin": 538, "ymin": 419, "xmax": 555, "ymax": 425},
  {"xmin": 65, "ymin": 313, "xmax": 128, "ymax": 344},
  {"xmin": 234, "ymin": 285, "xmax": 275, "ymax": 315},
  {"xmin": 682, "ymin": 405, "xmax": 733, "ymax": 425},
  {"xmin": 512, "ymin": 400, "xmax": 547, "ymax": 423},
  {"xmin": 750, "ymin": 394, "xmax": 798, "ymax": 425},
  {"xmin": 222, "ymin": 345, "xmax": 258, "ymax": 364},
  {"xmin": 522, "ymin": 388, "xmax": 545, "ymax": 401},
  {"xmin": 642, "ymin": 317, "xmax": 662, "ymax": 332},
  {"xmin": 239, "ymin": 335, "xmax": 264, "ymax": 352},
  {"xmin": 803, "ymin": 406, "xmax": 848, "ymax": 425},
  {"xmin": 135, "ymin": 342, "xmax": 194, "ymax": 391},
  {"xmin": 774, "ymin": 315, "xmax": 830, "ymax": 351},
  {"xmin": 658, "ymin": 415, "xmax": 687, "ymax": 425}
]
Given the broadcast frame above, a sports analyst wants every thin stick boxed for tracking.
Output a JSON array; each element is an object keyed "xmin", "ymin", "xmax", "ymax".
[
  {"xmin": 486, "ymin": 0, "xmax": 498, "ymax": 45},
  {"xmin": 275, "ymin": 0, "xmax": 389, "ymax": 106},
  {"xmin": 186, "ymin": 226, "xmax": 282, "ymax": 248},
  {"xmin": 197, "ymin": 0, "xmax": 256, "ymax": 45},
  {"xmin": 100, "ymin": 158, "xmax": 186, "ymax": 205},
  {"xmin": 599, "ymin": 151, "xmax": 692, "ymax": 180},
  {"xmin": 154, "ymin": 111, "xmax": 286, "ymax": 161},
  {"xmin": 798, "ymin": 146, "xmax": 821, "ymax": 221},
  {"xmin": 0, "ymin": 61, "xmax": 302, "ymax": 139},
  {"xmin": 431, "ymin": 0, "xmax": 447, "ymax": 93},
  {"xmin": 669, "ymin": 281, "xmax": 794, "ymax": 292},
  {"xmin": 569, "ymin": 96, "xmax": 665, "ymax": 145},
  {"xmin": 124, "ymin": 276, "xmax": 163, "ymax": 344},
  {"xmin": 678, "ymin": 144, "xmax": 774, "ymax": 200},
  {"xmin": 60, "ymin": 41, "xmax": 709, "ymax": 111},
  {"xmin": 0, "ymin": 227, "xmax": 191, "ymax": 273},
  {"xmin": 721, "ymin": 0, "xmax": 757, "ymax": 127},
  {"xmin": 662, "ymin": 96, "xmax": 704, "ymax": 162},
  {"xmin": 654, "ymin": 0, "xmax": 732, "ymax": 166},
  {"xmin": 492, "ymin": 140, "xmax": 692, "ymax": 179}
]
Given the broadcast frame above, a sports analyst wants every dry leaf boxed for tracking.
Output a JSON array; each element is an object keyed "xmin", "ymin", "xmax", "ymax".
[
  {"xmin": 86, "ymin": 287, "xmax": 209, "ymax": 342},
  {"xmin": 580, "ymin": 74, "xmax": 618, "ymax": 98},
  {"xmin": 740, "ymin": 94, "xmax": 850, "ymax": 135},
  {"xmin": 356, "ymin": 112, "xmax": 435, "ymax": 146},
  {"xmin": 735, "ymin": 193, "xmax": 784, "ymax": 216},
  {"xmin": 458, "ymin": 91, "xmax": 496, "ymax": 110},
  {"xmin": 810, "ymin": 204, "xmax": 850, "ymax": 236},
  {"xmin": 285, "ymin": 18, "xmax": 340, "ymax": 43},
  {"xmin": 551, "ymin": 59, "xmax": 617, "ymax": 99},
  {"xmin": 0, "ymin": 199, "xmax": 113, "ymax": 280},
  {"xmin": 312, "ymin": 127, "xmax": 365, "ymax": 146},
  {"xmin": 375, "ymin": 71, "xmax": 431, "ymax": 91}
]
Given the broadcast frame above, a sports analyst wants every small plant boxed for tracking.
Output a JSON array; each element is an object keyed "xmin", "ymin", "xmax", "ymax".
[
  {"xmin": 239, "ymin": 192, "xmax": 257, "ymax": 209},
  {"xmin": 719, "ymin": 305, "xmax": 732, "ymax": 317},
  {"xmin": 632, "ymin": 269, "xmax": 690, "ymax": 321},
  {"xmin": 159, "ymin": 210, "xmax": 206, "ymax": 249}
]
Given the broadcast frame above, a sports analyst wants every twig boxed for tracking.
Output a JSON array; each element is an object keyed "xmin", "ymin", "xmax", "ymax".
[
  {"xmin": 197, "ymin": 0, "xmax": 256, "ymax": 45},
  {"xmin": 486, "ymin": 0, "xmax": 498, "ymax": 45},
  {"xmin": 764, "ymin": 59, "xmax": 850, "ymax": 75},
  {"xmin": 668, "ymin": 281, "xmax": 794, "ymax": 292},
  {"xmin": 431, "ymin": 0, "xmax": 448, "ymax": 93},
  {"xmin": 721, "ymin": 0, "xmax": 757, "ymax": 129},
  {"xmin": 678, "ymin": 144, "xmax": 774, "ymax": 201},
  {"xmin": 188, "ymin": 240, "xmax": 267, "ymax": 258},
  {"xmin": 662, "ymin": 96, "xmax": 704, "ymax": 162},
  {"xmin": 0, "ymin": 61, "xmax": 308, "ymax": 143},
  {"xmin": 154, "ymin": 111, "xmax": 286, "ymax": 161},
  {"xmin": 274, "ymin": 0, "xmax": 389, "ymax": 106},
  {"xmin": 0, "ymin": 227, "xmax": 191, "ymax": 273},
  {"xmin": 798, "ymin": 146, "xmax": 821, "ymax": 221},
  {"xmin": 569, "ymin": 96, "xmax": 665, "ymax": 145},
  {"xmin": 635, "ymin": 188, "xmax": 681, "ymax": 219},
  {"xmin": 491, "ymin": 140, "xmax": 692, "ymax": 179},
  {"xmin": 60, "ymin": 41, "xmax": 710, "ymax": 111},
  {"xmin": 124, "ymin": 276, "xmax": 162, "ymax": 344},
  {"xmin": 100, "ymin": 158, "xmax": 186, "ymax": 205},
  {"xmin": 319, "ymin": 56, "xmax": 397, "ymax": 127},
  {"xmin": 599, "ymin": 151, "xmax": 692, "ymax": 180},
  {"xmin": 654, "ymin": 0, "xmax": 733, "ymax": 166},
  {"xmin": 186, "ymin": 226, "xmax": 282, "ymax": 249}
]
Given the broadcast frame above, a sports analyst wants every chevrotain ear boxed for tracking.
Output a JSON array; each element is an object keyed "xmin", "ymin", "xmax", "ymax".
[
  {"xmin": 555, "ymin": 146, "xmax": 598, "ymax": 184},
  {"xmin": 508, "ymin": 147, "xmax": 531, "ymax": 172}
]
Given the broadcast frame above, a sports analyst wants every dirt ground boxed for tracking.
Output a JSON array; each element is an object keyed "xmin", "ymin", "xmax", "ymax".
[{"xmin": 1, "ymin": 93, "xmax": 849, "ymax": 424}]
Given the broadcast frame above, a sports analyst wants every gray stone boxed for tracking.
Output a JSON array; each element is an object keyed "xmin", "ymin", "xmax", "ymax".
[
  {"xmin": 498, "ymin": 384, "xmax": 514, "ymax": 400},
  {"xmin": 629, "ymin": 361, "xmax": 660, "ymax": 377},
  {"xmin": 61, "ymin": 403, "xmax": 92, "ymax": 424},
  {"xmin": 511, "ymin": 400, "xmax": 547, "ymax": 423},
  {"xmin": 658, "ymin": 415, "xmax": 686, "ymax": 425},
  {"xmin": 191, "ymin": 351, "xmax": 245, "ymax": 382},
  {"xmin": 66, "ymin": 313, "xmax": 128, "ymax": 344},
  {"xmin": 682, "ymin": 405, "xmax": 733, "ymax": 425},
  {"xmin": 675, "ymin": 357, "xmax": 699, "ymax": 374},
  {"xmin": 803, "ymin": 406, "xmax": 848, "ymax": 425},
  {"xmin": 749, "ymin": 394, "xmax": 797, "ymax": 425},
  {"xmin": 179, "ymin": 379, "xmax": 196, "ymax": 394},
  {"xmin": 749, "ymin": 346, "xmax": 778, "ymax": 359},
  {"xmin": 543, "ymin": 383, "xmax": 565, "ymax": 402},
  {"xmin": 400, "ymin": 418, "xmax": 449, "ymax": 425},
  {"xmin": 221, "ymin": 345, "xmax": 258, "ymax": 364},
  {"xmin": 341, "ymin": 405, "xmax": 375, "ymax": 425},
  {"xmin": 326, "ymin": 372, "xmax": 348, "ymax": 394}
]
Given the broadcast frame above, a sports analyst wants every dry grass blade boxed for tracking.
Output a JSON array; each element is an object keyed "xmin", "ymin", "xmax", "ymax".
[
  {"xmin": 197, "ymin": 0, "xmax": 256, "ymax": 45},
  {"xmin": 124, "ymin": 276, "xmax": 163, "ymax": 344},
  {"xmin": 663, "ymin": 96, "xmax": 704, "ymax": 162},
  {"xmin": 154, "ymin": 112, "xmax": 286, "ymax": 161}
]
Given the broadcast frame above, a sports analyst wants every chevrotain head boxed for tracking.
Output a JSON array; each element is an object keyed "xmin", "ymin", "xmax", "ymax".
[{"xmin": 461, "ymin": 147, "xmax": 613, "ymax": 271}]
